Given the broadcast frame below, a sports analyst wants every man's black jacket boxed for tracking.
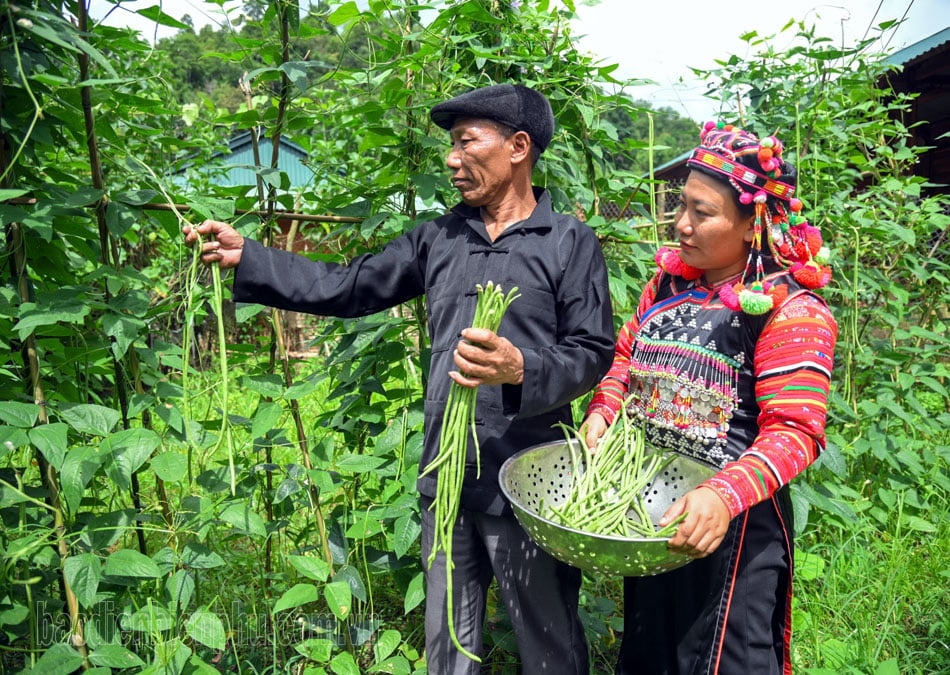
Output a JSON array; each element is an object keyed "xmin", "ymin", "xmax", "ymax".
[{"xmin": 232, "ymin": 188, "xmax": 615, "ymax": 515}]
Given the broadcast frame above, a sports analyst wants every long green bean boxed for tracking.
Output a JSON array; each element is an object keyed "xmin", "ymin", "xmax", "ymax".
[
  {"xmin": 420, "ymin": 281, "xmax": 519, "ymax": 663},
  {"xmin": 547, "ymin": 409, "xmax": 686, "ymax": 538}
]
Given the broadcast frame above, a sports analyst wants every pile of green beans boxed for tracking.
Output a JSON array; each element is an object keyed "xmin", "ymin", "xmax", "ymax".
[
  {"xmin": 419, "ymin": 281, "xmax": 519, "ymax": 663},
  {"xmin": 547, "ymin": 411, "xmax": 685, "ymax": 538}
]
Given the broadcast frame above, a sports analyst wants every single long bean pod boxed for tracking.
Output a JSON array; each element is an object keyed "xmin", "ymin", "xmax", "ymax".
[{"xmin": 421, "ymin": 281, "xmax": 519, "ymax": 662}]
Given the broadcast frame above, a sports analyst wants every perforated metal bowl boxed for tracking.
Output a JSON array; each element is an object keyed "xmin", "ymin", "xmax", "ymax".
[{"xmin": 499, "ymin": 438, "xmax": 716, "ymax": 577}]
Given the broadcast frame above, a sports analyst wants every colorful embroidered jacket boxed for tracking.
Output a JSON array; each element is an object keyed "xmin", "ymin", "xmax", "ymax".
[{"xmin": 586, "ymin": 267, "xmax": 837, "ymax": 518}]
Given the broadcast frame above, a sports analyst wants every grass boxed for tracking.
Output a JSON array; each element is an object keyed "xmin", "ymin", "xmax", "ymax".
[{"xmin": 792, "ymin": 499, "xmax": 949, "ymax": 673}]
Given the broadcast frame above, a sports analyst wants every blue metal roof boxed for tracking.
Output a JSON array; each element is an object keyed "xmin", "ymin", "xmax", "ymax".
[
  {"xmin": 206, "ymin": 132, "xmax": 315, "ymax": 190},
  {"xmin": 885, "ymin": 26, "xmax": 950, "ymax": 66}
]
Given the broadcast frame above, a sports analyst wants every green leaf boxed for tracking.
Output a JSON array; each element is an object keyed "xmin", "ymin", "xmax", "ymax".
[
  {"xmin": 63, "ymin": 553, "xmax": 102, "ymax": 608},
  {"xmin": 22, "ymin": 643, "xmax": 84, "ymax": 674},
  {"xmin": 102, "ymin": 312, "xmax": 145, "ymax": 360},
  {"xmin": 252, "ymin": 401, "xmax": 283, "ymax": 439},
  {"xmin": 373, "ymin": 628, "xmax": 401, "ymax": 662},
  {"xmin": 873, "ymin": 658, "xmax": 900, "ymax": 675},
  {"xmin": 185, "ymin": 608, "xmax": 227, "ymax": 651},
  {"xmin": 325, "ymin": 580, "xmax": 352, "ymax": 620},
  {"xmin": 295, "ymin": 637, "xmax": 333, "ymax": 662},
  {"xmin": 336, "ymin": 454, "xmax": 387, "ymax": 473},
  {"xmin": 102, "ymin": 427, "xmax": 161, "ymax": 491},
  {"xmin": 404, "ymin": 571, "xmax": 424, "ymax": 614},
  {"xmin": 88, "ymin": 643, "xmax": 146, "ymax": 668},
  {"xmin": 218, "ymin": 500, "xmax": 268, "ymax": 537},
  {"xmin": 274, "ymin": 583, "xmax": 320, "ymax": 613},
  {"xmin": 151, "ymin": 451, "xmax": 188, "ymax": 482},
  {"xmin": 136, "ymin": 5, "xmax": 192, "ymax": 30},
  {"xmin": 181, "ymin": 542, "xmax": 226, "ymax": 569},
  {"xmin": 327, "ymin": 1, "xmax": 362, "ymax": 26},
  {"xmin": 0, "ymin": 188, "xmax": 29, "ymax": 200},
  {"xmin": 287, "ymin": 555, "xmax": 331, "ymax": 582},
  {"xmin": 60, "ymin": 445, "xmax": 109, "ymax": 513},
  {"xmin": 126, "ymin": 602, "xmax": 175, "ymax": 633},
  {"xmin": 330, "ymin": 651, "xmax": 360, "ymax": 675},
  {"xmin": 103, "ymin": 549, "xmax": 161, "ymax": 579},
  {"xmin": 80, "ymin": 509, "xmax": 135, "ymax": 552},
  {"xmin": 28, "ymin": 422, "xmax": 68, "ymax": 470},
  {"xmin": 0, "ymin": 401, "xmax": 40, "ymax": 428},
  {"xmin": 393, "ymin": 513, "xmax": 421, "ymax": 559},
  {"xmin": 59, "ymin": 403, "xmax": 121, "ymax": 436},
  {"xmin": 900, "ymin": 514, "xmax": 937, "ymax": 533}
]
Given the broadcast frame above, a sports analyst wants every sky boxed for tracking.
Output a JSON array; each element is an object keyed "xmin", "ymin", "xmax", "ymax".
[{"xmin": 90, "ymin": 0, "xmax": 950, "ymax": 121}]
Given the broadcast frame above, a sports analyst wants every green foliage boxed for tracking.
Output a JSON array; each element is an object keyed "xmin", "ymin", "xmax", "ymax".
[
  {"xmin": 698, "ymin": 17, "xmax": 950, "ymax": 674},
  {"xmin": 0, "ymin": 1, "xmax": 946, "ymax": 672}
]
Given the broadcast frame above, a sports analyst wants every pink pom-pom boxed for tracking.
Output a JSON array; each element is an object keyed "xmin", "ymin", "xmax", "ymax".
[
  {"xmin": 719, "ymin": 283, "xmax": 741, "ymax": 311},
  {"xmin": 753, "ymin": 190, "xmax": 768, "ymax": 204},
  {"xmin": 655, "ymin": 246, "xmax": 704, "ymax": 280},
  {"xmin": 789, "ymin": 198, "xmax": 803, "ymax": 212},
  {"xmin": 761, "ymin": 158, "xmax": 778, "ymax": 172},
  {"xmin": 739, "ymin": 192, "xmax": 754, "ymax": 205}
]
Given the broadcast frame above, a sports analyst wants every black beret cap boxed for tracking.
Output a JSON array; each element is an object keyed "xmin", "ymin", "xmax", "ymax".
[{"xmin": 430, "ymin": 83, "xmax": 555, "ymax": 152}]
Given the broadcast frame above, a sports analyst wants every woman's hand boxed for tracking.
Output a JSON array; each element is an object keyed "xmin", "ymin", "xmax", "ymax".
[
  {"xmin": 580, "ymin": 413, "xmax": 609, "ymax": 451},
  {"xmin": 182, "ymin": 219, "xmax": 245, "ymax": 269},
  {"xmin": 449, "ymin": 327, "xmax": 524, "ymax": 387},
  {"xmin": 660, "ymin": 486, "xmax": 731, "ymax": 558}
]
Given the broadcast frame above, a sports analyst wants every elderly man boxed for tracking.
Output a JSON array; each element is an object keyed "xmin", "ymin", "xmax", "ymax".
[{"xmin": 184, "ymin": 83, "xmax": 614, "ymax": 673}]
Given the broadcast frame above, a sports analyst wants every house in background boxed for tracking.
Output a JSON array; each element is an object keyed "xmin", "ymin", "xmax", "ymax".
[
  {"xmin": 197, "ymin": 131, "xmax": 315, "ymax": 192},
  {"xmin": 883, "ymin": 26, "xmax": 950, "ymax": 195}
]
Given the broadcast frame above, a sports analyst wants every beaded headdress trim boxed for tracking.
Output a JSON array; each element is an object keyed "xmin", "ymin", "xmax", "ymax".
[{"xmin": 688, "ymin": 148, "xmax": 796, "ymax": 201}]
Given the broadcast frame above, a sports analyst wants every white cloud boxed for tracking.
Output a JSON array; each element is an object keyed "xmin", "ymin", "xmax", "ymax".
[{"xmin": 571, "ymin": 0, "xmax": 949, "ymax": 120}]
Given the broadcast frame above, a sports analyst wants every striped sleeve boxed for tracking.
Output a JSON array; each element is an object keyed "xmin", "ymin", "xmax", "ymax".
[
  {"xmin": 585, "ymin": 273, "xmax": 660, "ymax": 424},
  {"xmin": 702, "ymin": 292, "xmax": 838, "ymax": 518}
]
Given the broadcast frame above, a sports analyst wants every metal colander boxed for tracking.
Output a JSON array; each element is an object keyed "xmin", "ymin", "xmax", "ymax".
[{"xmin": 498, "ymin": 438, "xmax": 716, "ymax": 577}]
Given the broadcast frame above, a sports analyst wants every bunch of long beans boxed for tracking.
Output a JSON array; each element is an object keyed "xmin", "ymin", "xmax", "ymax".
[
  {"xmin": 548, "ymin": 410, "xmax": 685, "ymax": 538},
  {"xmin": 419, "ymin": 281, "xmax": 519, "ymax": 663}
]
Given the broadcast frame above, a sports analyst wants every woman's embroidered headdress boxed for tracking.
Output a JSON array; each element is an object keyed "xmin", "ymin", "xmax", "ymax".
[{"xmin": 656, "ymin": 122, "xmax": 832, "ymax": 314}]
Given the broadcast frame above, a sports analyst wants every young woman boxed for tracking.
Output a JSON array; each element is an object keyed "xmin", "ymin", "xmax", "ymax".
[{"xmin": 583, "ymin": 123, "xmax": 837, "ymax": 674}]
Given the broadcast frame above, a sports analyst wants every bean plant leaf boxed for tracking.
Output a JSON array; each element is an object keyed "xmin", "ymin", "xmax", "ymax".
[
  {"xmin": 135, "ymin": 5, "xmax": 192, "ymax": 30},
  {"xmin": 28, "ymin": 422, "xmax": 68, "ymax": 470},
  {"xmin": 329, "ymin": 651, "xmax": 360, "ymax": 675},
  {"xmin": 14, "ymin": 301, "xmax": 89, "ymax": 339},
  {"xmin": 60, "ymin": 445, "xmax": 108, "ymax": 513},
  {"xmin": 0, "ymin": 401, "xmax": 40, "ymax": 428},
  {"xmin": 21, "ymin": 643, "xmax": 84, "ymax": 675},
  {"xmin": 373, "ymin": 628, "xmax": 401, "ymax": 662},
  {"xmin": 185, "ymin": 608, "xmax": 227, "ymax": 651},
  {"xmin": 393, "ymin": 513, "xmax": 421, "ymax": 559},
  {"xmin": 324, "ymin": 580, "xmax": 352, "ymax": 620},
  {"xmin": 403, "ymin": 571, "xmax": 424, "ymax": 614},
  {"xmin": 59, "ymin": 404, "xmax": 121, "ymax": 437},
  {"xmin": 101, "ymin": 428, "xmax": 161, "ymax": 491},
  {"xmin": 327, "ymin": 1, "xmax": 362, "ymax": 26},
  {"xmin": 218, "ymin": 500, "xmax": 268, "ymax": 537},
  {"xmin": 181, "ymin": 542, "xmax": 226, "ymax": 569},
  {"xmin": 151, "ymin": 451, "xmax": 188, "ymax": 482},
  {"xmin": 79, "ymin": 509, "xmax": 135, "ymax": 552},
  {"xmin": 287, "ymin": 555, "xmax": 331, "ymax": 582},
  {"xmin": 251, "ymin": 401, "xmax": 283, "ymax": 439},
  {"xmin": 88, "ymin": 643, "xmax": 146, "ymax": 668},
  {"xmin": 336, "ymin": 454, "xmax": 387, "ymax": 473},
  {"xmin": 274, "ymin": 583, "xmax": 319, "ymax": 613},
  {"xmin": 103, "ymin": 549, "xmax": 161, "ymax": 579},
  {"xmin": 63, "ymin": 553, "xmax": 102, "ymax": 609}
]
